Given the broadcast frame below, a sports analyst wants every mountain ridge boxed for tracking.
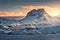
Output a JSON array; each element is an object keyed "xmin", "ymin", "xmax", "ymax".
[{"xmin": 19, "ymin": 8, "xmax": 54, "ymax": 28}]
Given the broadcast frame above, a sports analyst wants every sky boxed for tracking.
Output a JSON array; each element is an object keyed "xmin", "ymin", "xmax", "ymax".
[{"xmin": 0, "ymin": 0, "xmax": 60, "ymax": 16}]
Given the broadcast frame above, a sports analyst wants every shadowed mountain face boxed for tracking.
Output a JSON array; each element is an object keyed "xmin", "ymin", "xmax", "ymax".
[{"xmin": 26, "ymin": 9, "xmax": 46, "ymax": 17}]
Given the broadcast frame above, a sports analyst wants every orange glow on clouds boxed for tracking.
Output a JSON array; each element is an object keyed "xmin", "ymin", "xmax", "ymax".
[
  {"xmin": 21, "ymin": 6, "xmax": 60, "ymax": 16},
  {"xmin": 0, "ymin": 6, "xmax": 60, "ymax": 17},
  {"xmin": 0, "ymin": 11, "xmax": 26, "ymax": 17}
]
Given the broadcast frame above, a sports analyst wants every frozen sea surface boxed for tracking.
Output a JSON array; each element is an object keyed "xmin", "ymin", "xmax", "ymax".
[{"xmin": 0, "ymin": 34, "xmax": 60, "ymax": 40}]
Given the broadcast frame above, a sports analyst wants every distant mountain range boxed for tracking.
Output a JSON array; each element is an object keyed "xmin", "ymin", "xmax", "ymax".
[{"xmin": 0, "ymin": 16, "xmax": 23, "ymax": 24}]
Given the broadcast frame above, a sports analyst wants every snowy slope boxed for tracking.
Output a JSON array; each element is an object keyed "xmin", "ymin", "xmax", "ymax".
[{"xmin": 19, "ymin": 8, "xmax": 58, "ymax": 27}]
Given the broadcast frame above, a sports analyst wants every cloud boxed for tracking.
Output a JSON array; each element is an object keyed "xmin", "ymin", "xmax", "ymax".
[
  {"xmin": 20, "ymin": 6, "xmax": 49, "ymax": 9},
  {"xmin": 0, "ymin": 10, "xmax": 26, "ymax": 17},
  {"xmin": 20, "ymin": 6, "xmax": 60, "ymax": 16},
  {"xmin": 20, "ymin": 6, "xmax": 50, "ymax": 14},
  {"xmin": 0, "ymin": 5, "xmax": 60, "ymax": 17},
  {"xmin": 0, "ymin": 0, "xmax": 60, "ymax": 12}
]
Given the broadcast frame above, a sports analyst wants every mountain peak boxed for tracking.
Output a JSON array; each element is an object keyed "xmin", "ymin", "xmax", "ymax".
[
  {"xmin": 37, "ymin": 8, "xmax": 45, "ymax": 12},
  {"xmin": 26, "ymin": 8, "xmax": 45, "ymax": 17},
  {"xmin": 19, "ymin": 8, "xmax": 54, "ymax": 27},
  {"xmin": 27, "ymin": 9, "xmax": 36, "ymax": 16}
]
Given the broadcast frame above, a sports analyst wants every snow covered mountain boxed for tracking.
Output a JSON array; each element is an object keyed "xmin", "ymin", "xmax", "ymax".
[
  {"xmin": 0, "ymin": 8, "xmax": 60, "ymax": 35},
  {"xmin": 19, "ymin": 8, "xmax": 58, "ymax": 28}
]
